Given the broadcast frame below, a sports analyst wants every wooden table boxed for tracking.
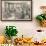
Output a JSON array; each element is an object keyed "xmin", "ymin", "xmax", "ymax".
[{"xmin": 14, "ymin": 43, "xmax": 46, "ymax": 46}]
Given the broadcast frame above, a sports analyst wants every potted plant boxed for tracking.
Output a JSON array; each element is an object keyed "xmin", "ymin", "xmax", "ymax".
[
  {"xmin": 5, "ymin": 26, "xmax": 18, "ymax": 43},
  {"xmin": 36, "ymin": 14, "xmax": 46, "ymax": 27}
]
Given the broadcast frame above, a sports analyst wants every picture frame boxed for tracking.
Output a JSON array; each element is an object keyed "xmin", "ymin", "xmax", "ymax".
[{"xmin": 1, "ymin": 0, "xmax": 32, "ymax": 21}]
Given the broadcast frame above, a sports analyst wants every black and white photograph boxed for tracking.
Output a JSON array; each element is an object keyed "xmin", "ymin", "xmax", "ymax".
[{"xmin": 1, "ymin": 0, "xmax": 32, "ymax": 21}]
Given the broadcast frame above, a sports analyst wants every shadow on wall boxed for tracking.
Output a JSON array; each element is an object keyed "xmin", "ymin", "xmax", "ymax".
[{"xmin": 0, "ymin": 0, "xmax": 1, "ymax": 21}]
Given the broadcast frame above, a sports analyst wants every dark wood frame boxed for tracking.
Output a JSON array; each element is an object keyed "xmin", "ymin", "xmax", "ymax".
[{"xmin": 1, "ymin": 0, "xmax": 32, "ymax": 21}]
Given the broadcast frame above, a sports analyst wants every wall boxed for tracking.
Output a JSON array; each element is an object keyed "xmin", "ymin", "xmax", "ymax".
[{"xmin": 0, "ymin": 0, "xmax": 46, "ymax": 41}]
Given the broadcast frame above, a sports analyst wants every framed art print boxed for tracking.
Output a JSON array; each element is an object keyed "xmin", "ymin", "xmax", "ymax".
[{"xmin": 1, "ymin": 0, "xmax": 32, "ymax": 21}]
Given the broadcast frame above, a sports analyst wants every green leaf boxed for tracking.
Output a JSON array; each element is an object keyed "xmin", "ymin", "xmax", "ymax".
[
  {"xmin": 44, "ymin": 15, "xmax": 46, "ymax": 20},
  {"xmin": 5, "ymin": 26, "xmax": 18, "ymax": 39},
  {"xmin": 36, "ymin": 15, "xmax": 44, "ymax": 21}
]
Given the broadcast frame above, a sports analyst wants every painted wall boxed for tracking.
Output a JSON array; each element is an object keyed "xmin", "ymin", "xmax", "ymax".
[{"xmin": 0, "ymin": 0, "xmax": 46, "ymax": 42}]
